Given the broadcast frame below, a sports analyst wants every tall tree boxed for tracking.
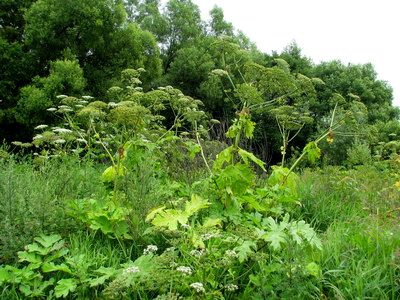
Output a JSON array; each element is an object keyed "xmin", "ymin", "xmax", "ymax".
[{"xmin": 24, "ymin": 0, "xmax": 161, "ymax": 94}]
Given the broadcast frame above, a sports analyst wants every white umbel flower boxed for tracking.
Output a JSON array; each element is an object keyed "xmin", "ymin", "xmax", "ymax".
[
  {"xmin": 176, "ymin": 266, "xmax": 192, "ymax": 275},
  {"xmin": 190, "ymin": 282, "xmax": 205, "ymax": 293},
  {"xmin": 143, "ymin": 245, "xmax": 158, "ymax": 255}
]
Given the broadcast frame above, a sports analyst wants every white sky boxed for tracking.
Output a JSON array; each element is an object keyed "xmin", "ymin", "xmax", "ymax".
[{"xmin": 190, "ymin": 0, "xmax": 400, "ymax": 106}]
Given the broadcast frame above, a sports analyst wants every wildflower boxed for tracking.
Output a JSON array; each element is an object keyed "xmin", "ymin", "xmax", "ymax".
[
  {"xmin": 143, "ymin": 244, "xmax": 158, "ymax": 255},
  {"xmin": 201, "ymin": 233, "xmax": 218, "ymax": 241},
  {"xmin": 47, "ymin": 107, "xmax": 57, "ymax": 112},
  {"xmin": 190, "ymin": 282, "xmax": 205, "ymax": 293},
  {"xmin": 108, "ymin": 102, "xmax": 118, "ymax": 108},
  {"xmin": 32, "ymin": 135, "xmax": 43, "ymax": 140},
  {"xmin": 53, "ymin": 128, "xmax": 73, "ymax": 134},
  {"xmin": 211, "ymin": 69, "xmax": 229, "ymax": 77},
  {"xmin": 190, "ymin": 249, "xmax": 205, "ymax": 257},
  {"xmin": 75, "ymin": 104, "xmax": 84, "ymax": 108},
  {"xmin": 54, "ymin": 139, "xmax": 66, "ymax": 144},
  {"xmin": 224, "ymin": 284, "xmax": 239, "ymax": 292},
  {"xmin": 56, "ymin": 94, "xmax": 68, "ymax": 99},
  {"xmin": 176, "ymin": 266, "xmax": 192, "ymax": 275},
  {"xmin": 79, "ymin": 100, "xmax": 88, "ymax": 104},
  {"xmin": 225, "ymin": 250, "xmax": 238, "ymax": 259},
  {"xmin": 124, "ymin": 266, "xmax": 140, "ymax": 274},
  {"xmin": 82, "ymin": 95, "xmax": 94, "ymax": 100},
  {"xmin": 76, "ymin": 138, "xmax": 87, "ymax": 143},
  {"xmin": 34, "ymin": 124, "xmax": 48, "ymax": 130}
]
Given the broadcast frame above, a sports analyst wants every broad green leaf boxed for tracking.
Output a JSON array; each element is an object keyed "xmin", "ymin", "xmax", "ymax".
[
  {"xmin": 0, "ymin": 268, "xmax": 10, "ymax": 284},
  {"xmin": 216, "ymin": 163, "xmax": 254, "ymax": 196},
  {"xmin": 88, "ymin": 275, "xmax": 110, "ymax": 287},
  {"xmin": 202, "ymin": 217, "xmax": 222, "ymax": 228},
  {"xmin": 184, "ymin": 194, "xmax": 210, "ymax": 216},
  {"xmin": 243, "ymin": 118, "xmax": 255, "ymax": 139},
  {"xmin": 146, "ymin": 206, "xmax": 166, "ymax": 222},
  {"xmin": 151, "ymin": 209, "xmax": 188, "ymax": 231},
  {"xmin": 34, "ymin": 234, "xmax": 62, "ymax": 249},
  {"xmin": 55, "ymin": 278, "xmax": 77, "ymax": 298},
  {"xmin": 26, "ymin": 243, "xmax": 48, "ymax": 256},
  {"xmin": 303, "ymin": 141, "xmax": 321, "ymax": 164},
  {"xmin": 267, "ymin": 165, "xmax": 299, "ymax": 199},
  {"xmin": 101, "ymin": 165, "xmax": 125, "ymax": 183},
  {"xmin": 18, "ymin": 251, "xmax": 42, "ymax": 265},
  {"xmin": 213, "ymin": 146, "xmax": 234, "ymax": 171},
  {"xmin": 233, "ymin": 240, "xmax": 257, "ymax": 263},
  {"xmin": 288, "ymin": 220, "xmax": 322, "ymax": 250},
  {"xmin": 238, "ymin": 148, "xmax": 266, "ymax": 171},
  {"xmin": 89, "ymin": 267, "xmax": 116, "ymax": 287},
  {"xmin": 41, "ymin": 262, "xmax": 71, "ymax": 274},
  {"xmin": 45, "ymin": 247, "xmax": 69, "ymax": 263},
  {"xmin": 261, "ymin": 216, "xmax": 289, "ymax": 251}
]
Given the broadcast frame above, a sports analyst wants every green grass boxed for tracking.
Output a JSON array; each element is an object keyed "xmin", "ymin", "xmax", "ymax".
[
  {"xmin": 1, "ymin": 154, "xmax": 399, "ymax": 299},
  {"xmin": 298, "ymin": 164, "xmax": 400, "ymax": 299},
  {"xmin": 0, "ymin": 156, "xmax": 107, "ymax": 263}
]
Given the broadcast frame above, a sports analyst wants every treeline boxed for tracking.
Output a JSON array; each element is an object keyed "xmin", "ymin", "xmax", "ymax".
[{"xmin": 1, "ymin": 0, "xmax": 399, "ymax": 165}]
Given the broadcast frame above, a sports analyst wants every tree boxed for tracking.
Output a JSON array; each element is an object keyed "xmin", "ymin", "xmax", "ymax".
[
  {"xmin": 209, "ymin": 6, "xmax": 233, "ymax": 37},
  {"xmin": 15, "ymin": 58, "xmax": 86, "ymax": 129},
  {"xmin": 24, "ymin": 0, "xmax": 161, "ymax": 95}
]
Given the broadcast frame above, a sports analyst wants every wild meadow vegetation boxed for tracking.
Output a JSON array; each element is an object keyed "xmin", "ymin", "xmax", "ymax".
[{"xmin": 1, "ymin": 0, "xmax": 400, "ymax": 299}]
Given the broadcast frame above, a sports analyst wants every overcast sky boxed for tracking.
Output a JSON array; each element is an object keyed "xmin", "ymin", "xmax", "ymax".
[{"xmin": 189, "ymin": 0, "xmax": 400, "ymax": 106}]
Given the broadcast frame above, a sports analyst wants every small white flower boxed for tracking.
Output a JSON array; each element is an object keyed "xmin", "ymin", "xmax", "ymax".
[
  {"xmin": 82, "ymin": 95, "xmax": 94, "ymax": 100},
  {"xmin": 143, "ymin": 244, "xmax": 158, "ymax": 255},
  {"xmin": 181, "ymin": 223, "xmax": 190, "ymax": 229},
  {"xmin": 176, "ymin": 266, "xmax": 192, "ymax": 275},
  {"xmin": 34, "ymin": 124, "xmax": 48, "ymax": 130},
  {"xmin": 76, "ymin": 138, "xmax": 87, "ymax": 143},
  {"xmin": 225, "ymin": 250, "xmax": 238, "ymax": 259},
  {"xmin": 224, "ymin": 284, "xmax": 239, "ymax": 292},
  {"xmin": 54, "ymin": 139, "xmax": 66, "ymax": 144},
  {"xmin": 201, "ymin": 233, "xmax": 218, "ymax": 241},
  {"xmin": 47, "ymin": 108, "xmax": 57, "ymax": 112},
  {"xmin": 79, "ymin": 100, "xmax": 88, "ymax": 104},
  {"xmin": 190, "ymin": 249, "xmax": 205, "ymax": 257},
  {"xmin": 190, "ymin": 282, "xmax": 205, "ymax": 293},
  {"xmin": 32, "ymin": 134, "xmax": 43, "ymax": 140},
  {"xmin": 124, "ymin": 266, "xmax": 140, "ymax": 274},
  {"xmin": 108, "ymin": 102, "xmax": 118, "ymax": 108},
  {"xmin": 56, "ymin": 95, "xmax": 68, "ymax": 99},
  {"xmin": 53, "ymin": 128, "xmax": 73, "ymax": 134},
  {"xmin": 75, "ymin": 104, "xmax": 84, "ymax": 108}
]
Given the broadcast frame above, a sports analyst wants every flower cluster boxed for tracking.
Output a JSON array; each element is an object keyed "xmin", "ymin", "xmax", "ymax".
[
  {"xmin": 190, "ymin": 249, "xmax": 205, "ymax": 257},
  {"xmin": 123, "ymin": 266, "xmax": 140, "ymax": 274},
  {"xmin": 143, "ymin": 244, "xmax": 158, "ymax": 255},
  {"xmin": 176, "ymin": 266, "xmax": 192, "ymax": 275},
  {"xmin": 224, "ymin": 284, "xmax": 239, "ymax": 292},
  {"xmin": 190, "ymin": 282, "xmax": 205, "ymax": 293},
  {"xmin": 225, "ymin": 250, "xmax": 238, "ymax": 259}
]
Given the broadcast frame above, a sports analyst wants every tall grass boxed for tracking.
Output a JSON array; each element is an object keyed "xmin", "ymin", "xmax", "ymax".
[
  {"xmin": 0, "ymin": 156, "xmax": 107, "ymax": 263},
  {"xmin": 298, "ymin": 165, "xmax": 400, "ymax": 299}
]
